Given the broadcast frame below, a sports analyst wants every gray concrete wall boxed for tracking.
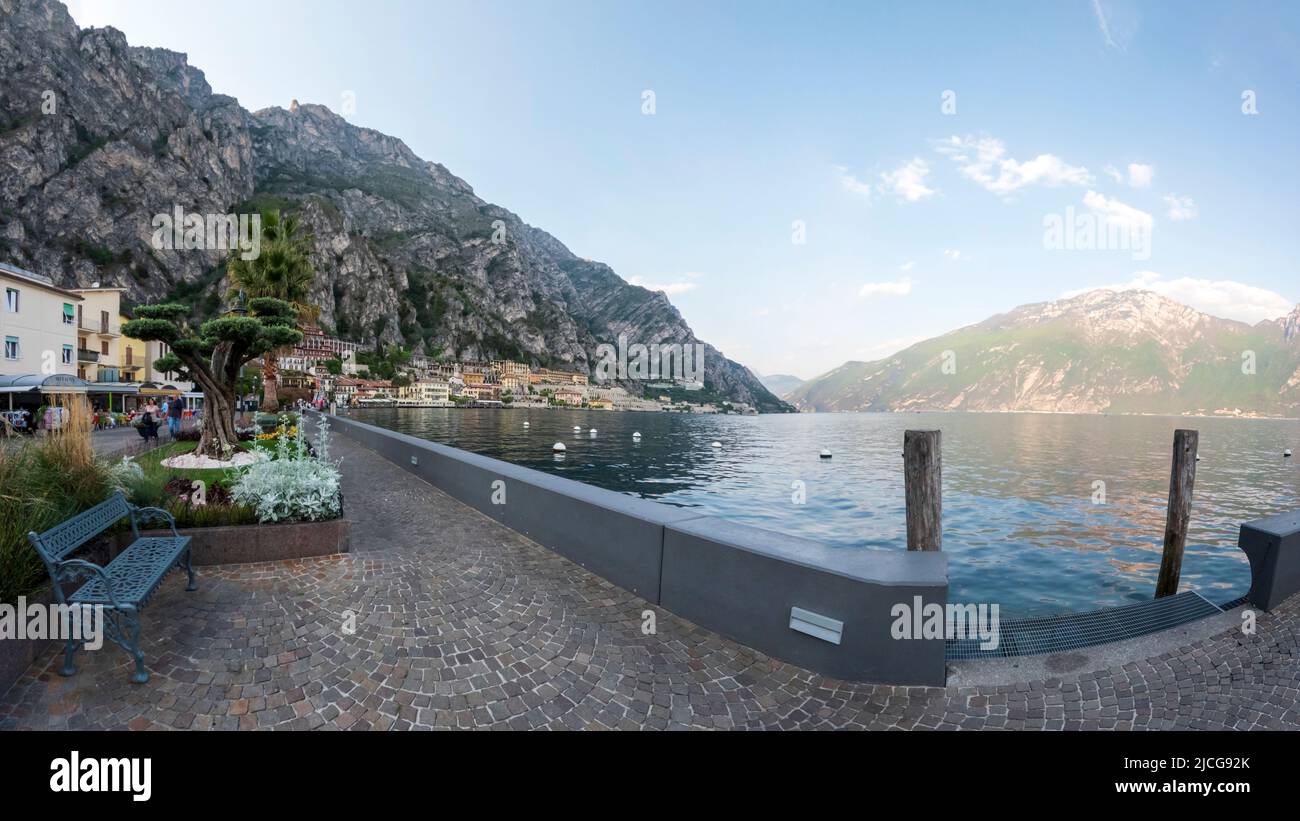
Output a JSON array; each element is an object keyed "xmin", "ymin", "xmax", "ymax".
[
  {"xmin": 1239, "ymin": 510, "xmax": 1300, "ymax": 611},
  {"xmin": 323, "ymin": 413, "xmax": 949, "ymax": 685}
]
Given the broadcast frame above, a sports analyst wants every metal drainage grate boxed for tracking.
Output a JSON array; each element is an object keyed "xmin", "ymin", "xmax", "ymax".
[{"xmin": 945, "ymin": 591, "xmax": 1223, "ymax": 661}]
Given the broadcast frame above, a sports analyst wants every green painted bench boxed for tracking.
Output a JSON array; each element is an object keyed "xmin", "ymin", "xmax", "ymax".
[{"xmin": 28, "ymin": 492, "xmax": 197, "ymax": 683}]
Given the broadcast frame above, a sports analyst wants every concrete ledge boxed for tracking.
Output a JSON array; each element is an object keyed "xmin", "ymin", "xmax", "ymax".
[
  {"xmin": 1239, "ymin": 510, "xmax": 1300, "ymax": 611},
  {"xmin": 0, "ymin": 591, "xmax": 55, "ymax": 701},
  {"xmin": 662, "ymin": 517, "xmax": 948, "ymax": 685},
  {"xmin": 125, "ymin": 518, "xmax": 351, "ymax": 566},
  {"xmin": 325, "ymin": 413, "xmax": 687, "ymax": 599},
  {"xmin": 323, "ymin": 412, "xmax": 949, "ymax": 684}
]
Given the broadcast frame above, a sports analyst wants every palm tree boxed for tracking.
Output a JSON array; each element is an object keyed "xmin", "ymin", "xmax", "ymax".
[{"xmin": 227, "ymin": 210, "xmax": 318, "ymax": 411}]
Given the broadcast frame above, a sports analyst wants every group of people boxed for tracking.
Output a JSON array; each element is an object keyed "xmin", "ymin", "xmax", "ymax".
[{"xmin": 132, "ymin": 395, "xmax": 188, "ymax": 441}]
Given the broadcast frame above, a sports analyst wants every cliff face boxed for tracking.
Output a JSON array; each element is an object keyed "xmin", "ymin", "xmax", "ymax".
[
  {"xmin": 790, "ymin": 289, "xmax": 1300, "ymax": 416},
  {"xmin": 0, "ymin": 0, "xmax": 790, "ymax": 411}
]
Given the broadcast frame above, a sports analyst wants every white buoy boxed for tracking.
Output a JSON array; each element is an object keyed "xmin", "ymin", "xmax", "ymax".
[
  {"xmin": 820, "ymin": 449, "xmax": 832, "ymax": 459},
  {"xmin": 589, "ymin": 428, "xmax": 597, "ymax": 436},
  {"xmin": 523, "ymin": 421, "xmax": 530, "ymax": 427},
  {"xmin": 711, "ymin": 441, "xmax": 722, "ymax": 449},
  {"xmin": 573, "ymin": 426, "xmax": 581, "ymax": 432},
  {"xmin": 632, "ymin": 431, "xmax": 642, "ymax": 440},
  {"xmin": 1286, "ymin": 449, "xmax": 1293, "ymax": 458},
  {"xmin": 552, "ymin": 442, "xmax": 566, "ymax": 452}
]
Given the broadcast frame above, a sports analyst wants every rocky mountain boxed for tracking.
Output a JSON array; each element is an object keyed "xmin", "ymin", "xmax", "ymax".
[
  {"xmin": 0, "ymin": 0, "xmax": 790, "ymax": 412},
  {"xmin": 789, "ymin": 289, "xmax": 1300, "ymax": 416},
  {"xmin": 758, "ymin": 373, "xmax": 806, "ymax": 398}
]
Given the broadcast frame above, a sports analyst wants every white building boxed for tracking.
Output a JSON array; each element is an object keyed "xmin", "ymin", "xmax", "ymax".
[
  {"xmin": 0, "ymin": 262, "xmax": 81, "ymax": 377},
  {"xmin": 397, "ymin": 379, "xmax": 452, "ymax": 405}
]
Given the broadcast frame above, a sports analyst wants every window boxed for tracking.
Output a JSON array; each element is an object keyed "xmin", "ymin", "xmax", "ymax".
[
  {"xmin": 62, "ymin": 345, "xmax": 73, "ymax": 365},
  {"xmin": 3, "ymin": 288, "xmax": 17, "ymax": 312},
  {"xmin": 62, "ymin": 303, "xmax": 74, "ymax": 325},
  {"xmin": 3, "ymin": 336, "xmax": 18, "ymax": 360},
  {"xmin": 101, "ymin": 340, "xmax": 109, "ymax": 355}
]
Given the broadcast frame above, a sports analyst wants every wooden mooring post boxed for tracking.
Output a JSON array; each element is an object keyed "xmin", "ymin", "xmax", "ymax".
[
  {"xmin": 903, "ymin": 429, "xmax": 942, "ymax": 551},
  {"xmin": 1155, "ymin": 428, "xmax": 1198, "ymax": 599}
]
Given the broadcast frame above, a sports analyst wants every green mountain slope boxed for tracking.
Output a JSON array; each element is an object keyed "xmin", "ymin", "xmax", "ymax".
[{"xmin": 789, "ymin": 290, "xmax": 1300, "ymax": 417}]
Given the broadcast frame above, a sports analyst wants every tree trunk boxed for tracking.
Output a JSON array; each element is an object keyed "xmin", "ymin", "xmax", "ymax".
[
  {"xmin": 261, "ymin": 352, "xmax": 280, "ymax": 412},
  {"xmin": 193, "ymin": 377, "xmax": 240, "ymax": 459}
]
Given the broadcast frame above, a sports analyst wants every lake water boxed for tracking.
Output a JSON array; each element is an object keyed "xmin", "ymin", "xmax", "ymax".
[{"xmin": 345, "ymin": 407, "xmax": 1299, "ymax": 617}]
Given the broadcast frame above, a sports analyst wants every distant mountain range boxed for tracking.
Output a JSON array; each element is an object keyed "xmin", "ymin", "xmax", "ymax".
[
  {"xmin": 758, "ymin": 373, "xmax": 806, "ymax": 398},
  {"xmin": 789, "ymin": 289, "xmax": 1300, "ymax": 417},
  {"xmin": 0, "ymin": 0, "xmax": 790, "ymax": 412}
]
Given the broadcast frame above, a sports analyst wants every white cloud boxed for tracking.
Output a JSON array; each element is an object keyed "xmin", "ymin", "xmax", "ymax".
[
  {"xmin": 880, "ymin": 158, "xmax": 936, "ymax": 202},
  {"xmin": 1092, "ymin": 0, "xmax": 1118, "ymax": 48},
  {"xmin": 943, "ymin": 249, "xmax": 965, "ymax": 261},
  {"xmin": 1091, "ymin": 0, "xmax": 1140, "ymax": 50},
  {"xmin": 1107, "ymin": 162, "xmax": 1154, "ymax": 188},
  {"xmin": 858, "ymin": 277, "xmax": 913, "ymax": 299},
  {"xmin": 1062, "ymin": 271, "xmax": 1293, "ymax": 323},
  {"xmin": 628, "ymin": 275, "xmax": 698, "ymax": 296},
  {"xmin": 1126, "ymin": 163, "xmax": 1154, "ymax": 188},
  {"xmin": 836, "ymin": 166, "xmax": 872, "ymax": 198},
  {"xmin": 899, "ymin": 261, "xmax": 915, "ymax": 272},
  {"xmin": 1083, "ymin": 190, "xmax": 1153, "ymax": 230},
  {"xmin": 1163, "ymin": 194, "xmax": 1198, "ymax": 220},
  {"xmin": 935, "ymin": 135, "xmax": 1091, "ymax": 196}
]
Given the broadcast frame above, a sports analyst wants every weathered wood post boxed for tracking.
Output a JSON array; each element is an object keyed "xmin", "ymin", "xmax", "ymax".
[
  {"xmin": 904, "ymin": 429, "xmax": 942, "ymax": 551},
  {"xmin": 1155, "ymin": 428, "xmax": 1198, "ymax": 599}
]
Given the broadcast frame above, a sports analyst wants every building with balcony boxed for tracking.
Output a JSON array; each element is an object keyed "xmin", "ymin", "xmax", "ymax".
[
  {"xmin": 0, "ymin": 261, "xmax": 81, "ymax": 378},
  {"xmin": 397, "ymin": 379, "xmax": 452, "ymax": 406},
  {"xmin": 70, "ymin": 285, "xmax": 125, "ymax": 383}
]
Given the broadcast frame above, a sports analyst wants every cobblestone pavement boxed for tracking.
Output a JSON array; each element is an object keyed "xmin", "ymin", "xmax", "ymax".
[{"xmin": 3, "ymin": 434, "xmax": 1298, "ymax": 730}]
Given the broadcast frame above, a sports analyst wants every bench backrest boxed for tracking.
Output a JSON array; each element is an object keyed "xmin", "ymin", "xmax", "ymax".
[{"xmin": 28, "ymin": 492, "xmax": 131, "ymax": 564}]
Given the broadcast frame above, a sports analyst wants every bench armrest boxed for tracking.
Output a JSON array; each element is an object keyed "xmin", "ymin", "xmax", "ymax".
[
  {"xmin": 129, "ymin": 505, "xmax": 180, "ymax": 539},
  {"xmin": 54, "ymin": 558, "xmax": 127, "ymax": 611}
]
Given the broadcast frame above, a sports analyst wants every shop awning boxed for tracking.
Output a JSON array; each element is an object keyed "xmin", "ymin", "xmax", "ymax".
[
  {"xmin": 85, "ymin": 382, "xmax": 142, "ymax": 395},
  {"xmin": 138, "ymin": 382, "xmax": 182, "ymax": 397},
  {"xmin": 0, "ymin": 373, "xmax": 89, "ymax": 394}
]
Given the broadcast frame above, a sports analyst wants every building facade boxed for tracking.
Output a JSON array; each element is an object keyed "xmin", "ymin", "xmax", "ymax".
[
  {"xmin": 69, "ymin": 286, "xmax": 125, "ymax": 383},
  {"xmin": 0, "ymin": 262, "xmax": 81, "ymax": 377}
]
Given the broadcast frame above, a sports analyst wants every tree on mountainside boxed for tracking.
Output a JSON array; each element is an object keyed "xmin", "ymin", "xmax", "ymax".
[{"xmin": 226, "ymin": 210, "xmax": 318, "ymax": 411}]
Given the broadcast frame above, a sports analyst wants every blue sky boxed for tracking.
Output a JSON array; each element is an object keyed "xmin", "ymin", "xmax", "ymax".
[{"xmin": 67, "ymin": 0, "xmax": 1300, "ymax": 378}]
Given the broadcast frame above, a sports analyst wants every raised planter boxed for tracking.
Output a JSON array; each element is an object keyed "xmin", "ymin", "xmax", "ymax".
[
  {"xmin": 119, "ymin": 518, "xmax": 351, "ymax": 566},
  {"xmin": 0, "ymin": 589, "xmax": 55, "ymax": 701}
]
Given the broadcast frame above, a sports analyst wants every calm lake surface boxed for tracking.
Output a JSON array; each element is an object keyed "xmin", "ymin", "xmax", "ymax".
[{"xmin": 346, "ymin": 407, "xmax": 1299, "ymax": 617}]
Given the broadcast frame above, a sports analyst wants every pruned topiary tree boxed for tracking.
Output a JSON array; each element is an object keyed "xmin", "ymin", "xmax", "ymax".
[{"xmin": 122, "ymin": 298, "xmax": 303, "ymax": 458}]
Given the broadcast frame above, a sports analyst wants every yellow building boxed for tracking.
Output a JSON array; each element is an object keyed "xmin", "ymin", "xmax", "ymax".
[
  {"xmin": 120, "ymin": 312, "xmax": 193, "ymax": 393},
  {"xmin": 70, "ymin": 286, "xmax": 125, "ymax": 383}
]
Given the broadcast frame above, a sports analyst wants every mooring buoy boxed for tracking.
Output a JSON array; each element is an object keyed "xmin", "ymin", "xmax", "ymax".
[
  {"xmin": 711, "ymin": 441, "xmax": 722, "ymax": 449},
  {"xmin": 820, "ymin": 449, "xmax": 832, "ymax": 459},
  {"xmin": 589, "ymin": 429, "xmax": 597, "ymax": 436},
  {"xmin": 1286, "ymin": 449, "xmax": 1293, "ymax": 458},
  {"xmin": 552, "ymin": 442, "xmax": 566, "ymax": 452}
]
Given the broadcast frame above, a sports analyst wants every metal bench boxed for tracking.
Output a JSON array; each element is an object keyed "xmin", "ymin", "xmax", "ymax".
[{"xmin": 28, "ymin": 492, "xmax": 197, "ymax": 683}]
